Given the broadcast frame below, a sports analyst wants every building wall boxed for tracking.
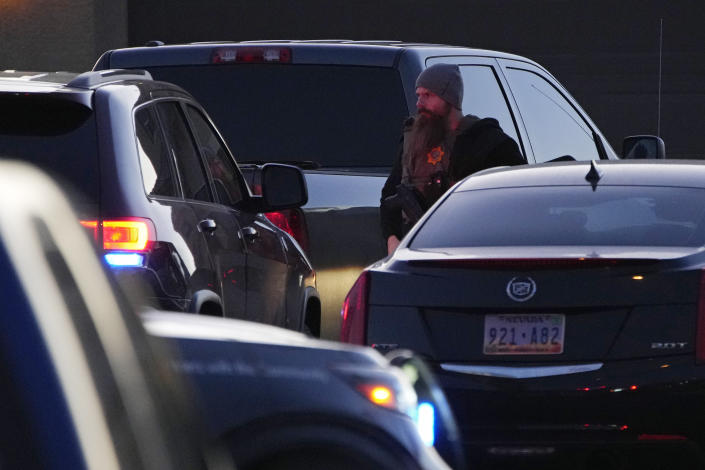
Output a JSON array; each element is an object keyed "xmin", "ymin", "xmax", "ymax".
[
  {"xmin": 0, "ymin": 1, "xmax": 702, "ymax": 158},
  {"xmin": 0, "ymin": 0, "xmax": 126, "ymax": 72}
]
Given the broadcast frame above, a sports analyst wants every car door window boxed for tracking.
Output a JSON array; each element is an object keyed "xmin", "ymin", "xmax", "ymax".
[
  {"xmin": 505, "ymin": 67, "xmax": 600, "ymax": 162},
  {"xmin": 156, "ymin": 102, "xmax": 212, "ymax": 202},
  {"xmin": 135, "ymin": 106, "xmax": 179, "ymax": 198},
  {"xmin": 459, "ymin": 65, "xmax": 520, "ymax": 146},
  {"xmin": 185, "ymin": 106, "xmax": 245, "ymax": 206}
]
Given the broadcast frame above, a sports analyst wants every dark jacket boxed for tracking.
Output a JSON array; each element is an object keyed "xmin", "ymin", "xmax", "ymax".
[{"xmin": 380, "ymin": 115, "xmax": 524, "ymax": 240}]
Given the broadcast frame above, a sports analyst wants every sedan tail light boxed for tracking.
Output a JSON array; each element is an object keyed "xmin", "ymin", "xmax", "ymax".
[
  {"xmin": 696, "ymin": 270, "xmax": 705, "ymax": 363},
  {"xmin": 340, "ymin": 271, "xmax": 370, "ymax": 345}
]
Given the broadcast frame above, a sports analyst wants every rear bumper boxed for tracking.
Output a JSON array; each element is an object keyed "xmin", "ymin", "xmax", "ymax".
[
  {"xmin": 432, "ymin": 356, "xmax": 705, "ymax": 468},
  {"xmin": 110, "ymin": 266, "xmax": 190, "ymax": 312},
  {"xmin": 465, "ymin": 438, "xmax": 703, "ymax": 470}
]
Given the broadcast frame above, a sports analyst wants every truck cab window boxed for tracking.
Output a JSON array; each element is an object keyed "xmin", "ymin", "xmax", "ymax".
[
  {"xmin": 458, "ymin": 65, "xmax": 521, "ymax": 148},
  {"xmin": 505, "ymin": 67, "xmax": 600, "ymax": 162}
]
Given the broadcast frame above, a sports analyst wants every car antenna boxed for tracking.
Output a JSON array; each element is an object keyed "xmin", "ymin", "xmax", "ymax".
[
  {"xmin": 585, "ymin": 160, "xmax": 603, "ymax": 191},
  {"xmin": 657, "ymin": 18, "xmax": 663, "ymax": 138}
]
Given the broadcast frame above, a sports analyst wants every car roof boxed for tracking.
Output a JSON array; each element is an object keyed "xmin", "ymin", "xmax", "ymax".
[
  {"xmin": 0, "ymin": 69, "xmax": 192, "ymax": 105},
  {"xmin": 454, "ymin": 159, "xmax": 705, "ymax": 192},
  {"xmin": 100, "ymin": 40, "xmax": 539, "ymax": 68},
  {"xmin": 141, "ymin": 309, "xmax": 387, "ymax": 363}
]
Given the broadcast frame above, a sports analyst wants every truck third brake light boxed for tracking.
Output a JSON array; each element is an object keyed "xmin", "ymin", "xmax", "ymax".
[{"xmin": 211, "ymin": 47, "xmax": 292, "ymax": 64}]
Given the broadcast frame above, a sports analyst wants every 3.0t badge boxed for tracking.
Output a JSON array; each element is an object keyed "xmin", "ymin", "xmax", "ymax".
[{"xmin": 506, "ymin": 277, "xmax": 537, "ymax": 302}]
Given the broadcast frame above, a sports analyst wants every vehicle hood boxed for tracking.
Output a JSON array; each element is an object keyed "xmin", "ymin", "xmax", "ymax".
[
  {"xmin": 139, "ymin": 310, "xmax": 408, "ymax": 440},
  {"xmin": 140, "ymin": 309, "xmax": 384, "ymax": 364}
]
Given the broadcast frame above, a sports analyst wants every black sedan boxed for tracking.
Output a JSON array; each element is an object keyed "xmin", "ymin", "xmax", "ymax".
[{"xmin": 341, "ymin": 160, "xmax": 705, "ymax": 469}]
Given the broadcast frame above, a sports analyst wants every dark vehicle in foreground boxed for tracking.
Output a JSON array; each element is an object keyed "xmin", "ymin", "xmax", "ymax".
[
  {"xmin": 142, "ymin": 310, "xmax": 460, "ymax": 470},
  {"xmin": 341, "ymin": 160, "xmax": 705, "ymax": 469},
  {"xmin": 0, "ymin": 70, "xmax": 319, "ymax": 334},
  {"xmin": 93, "ymin": 40, "xmax": 648, "ymax": 339},
  {"xmin": 0, "ymin": 160, "xmax": 219, "ymax": 469}
]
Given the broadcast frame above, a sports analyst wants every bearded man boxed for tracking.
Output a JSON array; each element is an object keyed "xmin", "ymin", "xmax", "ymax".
[{"xmin": 380, "ymin": 63, "xmax": 525, "ymax": 255}]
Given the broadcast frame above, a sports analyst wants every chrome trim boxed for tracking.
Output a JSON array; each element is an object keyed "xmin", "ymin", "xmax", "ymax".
[{"xmin": 440, "ymin": 362, "xmax": 603, "ymax": 379}]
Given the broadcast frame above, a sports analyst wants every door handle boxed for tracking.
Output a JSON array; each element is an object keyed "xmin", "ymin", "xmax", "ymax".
[
  {"xmin": 198, "ymin": 218, "xmax": 217, "ymax": 234},
  {"xmin": 241, "ymin": 226, "xmax": 259, "ymax": 242}
]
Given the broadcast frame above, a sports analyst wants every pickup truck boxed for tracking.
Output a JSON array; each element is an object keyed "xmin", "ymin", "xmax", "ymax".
[{"xmin": 95, "ymin": 40, "xmax": 651, "ymax": 339}]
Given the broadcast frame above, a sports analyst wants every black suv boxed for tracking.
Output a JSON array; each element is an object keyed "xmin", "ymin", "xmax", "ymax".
[{"xmin": 0, "ymin": 70, "xmax": 320, "ymax": 334}]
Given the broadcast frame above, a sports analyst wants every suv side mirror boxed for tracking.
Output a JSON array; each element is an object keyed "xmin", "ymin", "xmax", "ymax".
[
  {"xmin": 622, "ymin": 135, "xmax": 666, "ymax": 159},
  {"xmin": 242, "ymin": 163, "xmax": 308, "ymax": 213},
  {"xmin": 262, "ymin": 163, "xmax": 308, "ymax": 208}
]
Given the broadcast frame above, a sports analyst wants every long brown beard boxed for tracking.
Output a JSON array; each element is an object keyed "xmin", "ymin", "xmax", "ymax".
[{"xmin": 408, "ymin": 112, "xmax": 449, "ymax": 163}]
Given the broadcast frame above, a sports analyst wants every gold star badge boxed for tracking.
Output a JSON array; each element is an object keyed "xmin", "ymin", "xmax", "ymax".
[{"xmin": 427, "ymin": 146, "xmax": 444, "ymax": 165}]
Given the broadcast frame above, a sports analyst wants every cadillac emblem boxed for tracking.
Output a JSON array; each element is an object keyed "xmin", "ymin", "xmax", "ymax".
[{"xmin": 506, "ymin": 277, "xmax": 537, "ymax": 302}]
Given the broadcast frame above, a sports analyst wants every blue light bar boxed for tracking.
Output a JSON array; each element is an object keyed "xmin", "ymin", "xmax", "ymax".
[
  {"xmin": 104, "ymin": 252, "xmax": 144, "ymax": 267},
  {"xmin": 415, "ymin": 401, "xmax": 435, "ymax": 446}
]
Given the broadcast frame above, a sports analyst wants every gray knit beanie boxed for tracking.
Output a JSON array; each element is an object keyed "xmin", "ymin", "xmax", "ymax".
[{"xmin": 415, "ymin": 63, "xmax": 463, "ymax": 110}]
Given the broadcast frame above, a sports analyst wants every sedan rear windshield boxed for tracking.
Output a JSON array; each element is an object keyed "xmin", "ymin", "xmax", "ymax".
[
  {"xmin": 143, "ymin": 64, "xmax": 408, "ymax": 168},
  {"xmin": 0, "ymin": 94, "xmax": 99, "ymax": 213},
  {"xmin": 411, "ymin": 186, "xmax": 705, "ymax": 248}
]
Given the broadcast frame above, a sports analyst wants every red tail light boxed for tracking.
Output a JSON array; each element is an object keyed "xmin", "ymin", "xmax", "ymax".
[
  {"xmin": 79, "ymin": 220, "xmax": 98, "ymax": 241},
  {"xmin": 696, "ymin": 270, "xmax": 705, "ymax": 364},
  {"xmin": 265, "ymin": 209, "xmax": 309, "ymax": 254},
  {"xmin": 340, "ymin": 271, "xmax": 370, "ymax": 345},
  {"xmin": 80, "ymin": 218, "xmax": 156, "ymax": 251}
]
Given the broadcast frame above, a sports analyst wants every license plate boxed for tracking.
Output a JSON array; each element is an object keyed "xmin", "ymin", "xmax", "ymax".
[{"xmin": 483, "ymin": 314, "xmax": 565, "ymax": 355}]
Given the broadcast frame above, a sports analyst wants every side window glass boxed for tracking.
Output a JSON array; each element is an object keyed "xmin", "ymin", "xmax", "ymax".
[
  {"xmin": 506, "ymin": 68, "xmax": 599, "ymax": 162},
  {"xmin": 185, "ymin": 106, "xmax": 245, "ymax": 206},
  {"xmin": 135, "ymin": 107, "xmax": 179, "ymax": 198},
  {"xmin": 458, "ymin": 65, "xmax": 520, "ymax": 145},
  {"xmin": 156, "ymin": 102, "xmax": 212, "ymax": 202}
]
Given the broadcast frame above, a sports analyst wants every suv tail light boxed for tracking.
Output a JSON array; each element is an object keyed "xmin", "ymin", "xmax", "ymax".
[
  {"xmin": 265, "ymin": 209, "xmax": 309, "ymax": 254},
  {"xmin": 696, "ymin": 270, "xmax": 705, "ymax": 364},
  {"xmin": 80, "ymin": 217, "xmax": 156, "ymax": 267},
  {"xmin": 103, "ymin": 219, "xmax": 155, "ymax": 251},
  {"xmin": 340, "ymin": 271, "xmax": 370, "ymax": 345}
]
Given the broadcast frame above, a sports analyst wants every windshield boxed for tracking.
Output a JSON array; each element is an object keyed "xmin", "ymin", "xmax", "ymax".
[
  {"xmin": 410, "ymin": 186, "xmax": 705, "ymax": 248},
  {"xmin": 144, "ymin": 64, "xmax": 409, "ymax": 168},
  {"xmin": 0, "ymin": 94, "xmax": 99, "ymax": 215}
]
